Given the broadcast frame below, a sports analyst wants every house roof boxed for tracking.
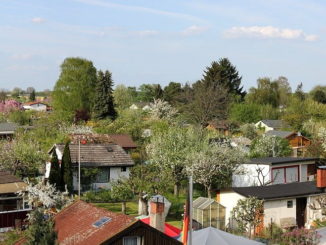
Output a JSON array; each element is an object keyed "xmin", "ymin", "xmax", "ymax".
[
  {"xmin": 55, "ymin": 143, "xmax": 135, "ymax": 167},
  {"xmin": 0, "ymin": 122, "xmax": 18, "ymax": 133},
  {"xmin": 54, "ymin": 200, "xmax": 135, "ymax": 245},
  {"xmin": 22, "ymin": 101, "xmax": 47, "ymax": 106},
  {"xmin": 108, "ymin": 134, "xmax": 137, "ymax": 148},
  {"xmin": 0, "ymin": 172, "xmax": 27, "ymax": 194},
  {"xmin": 265, "ymin": 130, "xmax": 293, "ymax": 138},
  {"xmin": 259, "ymin": 120, "xmax": 287, "ymax": 128},
  {"xmin": 232, "ymin": 181, "xmax": 325, "ymax": 200},
  {"xmin": 248, "ymin": 157, "xmax": 318, "ymax": 165},
  {"xmin": 193, "ymin": 197, "xmax": 225, "ymax": 210}
]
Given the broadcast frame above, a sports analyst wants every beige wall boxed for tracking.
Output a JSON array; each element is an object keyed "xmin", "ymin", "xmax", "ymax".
[
  {"xmin": 264, "ymin": 199, "xmax": 297, "ymax": 227},
  {"xmin": 219, "ymin": 191, "xmax": 245, "ymax": 225}
]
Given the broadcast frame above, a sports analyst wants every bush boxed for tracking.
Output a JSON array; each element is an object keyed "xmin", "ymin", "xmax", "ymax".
[
  {"xmin": 279, "ymin": 228, "xmax": 320, "ymax": 245},
  {"xmin": 83, "ymin": 190, "xmax": 112, "ymax": 202}
]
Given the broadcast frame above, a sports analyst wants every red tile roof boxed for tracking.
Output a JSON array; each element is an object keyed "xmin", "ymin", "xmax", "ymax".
[
  {"xmin": 54, "ymin": 200, "xmax": 135, "ymax": 245},
  {"xmin": 108, "ymin": 134, "xmax": 137, "ymax": 148}
]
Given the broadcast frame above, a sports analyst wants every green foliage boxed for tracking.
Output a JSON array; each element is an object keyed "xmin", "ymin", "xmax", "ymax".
[
  {"xmin": 48, "ymin": 151, "xmax": 61, "ymax": 189},
  {"xmin": 250, "ymin": 136, "xmax": 292, "ymax": 158},
  {"xmin": 25, "ymin": 208, "xmax": 57, "ymax": 245},
  {"xmin": 279, "ymin": 228, "xmax": 320, "ymax": 245},
  {"xmin": 240, "ymin": 124, "xmax": 258, "ymax": 140},
  {"xmin": 231, "ymin": 196, "xmax": 263, "ymax": 235},
  {"xmin": 29, "ymin": 89, "xmax": 36, "ymax": 101},
  {"xmin": 163, "ymin": 82, "xmax": 182, "ymax": 104},
  {"xmin": 310, "ymin": 86, "xmax": 326, "ymax": 104},
  {"xmin": 81, "ymin": 167, "xmax": 99, "ymax": 190},
  {"xmin": 113, "ymin": 85, "xmax": 135, "ymax": 109},
  {"xmin": 61, "ymin": 142, "xmax": 73, "ymax": 193},
  {"xmin": 138, "ymin": 84, "xmax": 163, "ymax": 102},
  {"xmin": 8, "ymin": 110, "xmax": 31, "ymax": 125},
  {"xmin": 52, "ymin": 57, "xmax": 97, "ymax": 115},
  {"xmin": 110, "ymin": 180, "xmax": 134, "ymax": 202},
  {"xmin": 83, "ymin": 190, "xmax": 112, "ymax": 202},
  {"xmin": 230, "ymin": 103, "xmax": 261, "ymax": 123},
  {"xmin": 93, "ymin": 70, "xmax": 117, "ymax": 120},
  {"xmin": 2, "ymin": 230, "xmax": 25, "ymax": 245}
]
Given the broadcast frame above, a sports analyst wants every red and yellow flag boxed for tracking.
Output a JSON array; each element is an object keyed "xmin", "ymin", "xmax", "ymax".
[{"xmin": 182, "ymin": 191, "xmax": 190, "ymax": 245}]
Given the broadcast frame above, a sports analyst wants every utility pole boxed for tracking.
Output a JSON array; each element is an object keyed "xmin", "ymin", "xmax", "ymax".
[{"xmin": 78, "ymin": 139, "xmax": 81, "ymax": 198}]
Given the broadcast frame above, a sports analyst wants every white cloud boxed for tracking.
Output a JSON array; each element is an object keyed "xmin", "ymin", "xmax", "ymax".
[
  {"xmin": 224, "ymin": 26, "xmax": 317, "ymax": 41},
  {"xmin": 32, "ymin": 17, "xmax": 46, "ymax": 23},
  {"xmin": 181, "ymin": 25, "xmax": 209, "ymax": 36}
]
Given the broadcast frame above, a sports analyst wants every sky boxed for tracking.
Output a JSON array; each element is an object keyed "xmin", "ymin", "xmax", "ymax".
[{"xmin": 0, "ymin": 0, "xmax": 325, "ymax": 92}]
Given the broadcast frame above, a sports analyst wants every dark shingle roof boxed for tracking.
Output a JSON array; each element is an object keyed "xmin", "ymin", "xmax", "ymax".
[
  {"xmin": 0, "ymin": 122, "xmax": 18, "ymax": 133},
  {"xmin": 233, "ymin": 181, "xmax": 325, "ymax": 200},
  {"xmin": 261, "ymin": 120, "xmax": 287, "ymax": 128},
  {"xmin": 249, "ymin": 157, "xmax": 318, "ymax": 165},
  {"xmin": 0, "ymin": 171, "xmax": 23, "ymax": 184},
  {"xmin": 265, "ymin": 130, "xmax": 293, "ymax": 138},
  {"xmin": 56, "ymin": 144, "xmax": 134, "ymax": 167},
  {"xmin": 108, "ymin": 134, "xmax": 137, "ymax": 148}
]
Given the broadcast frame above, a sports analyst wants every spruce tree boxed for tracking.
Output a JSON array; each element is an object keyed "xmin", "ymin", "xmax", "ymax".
[
  {"xmin": 61, "ymin": 142, "xmax": 73, "ymax": 194},
  {"xmin": 48, "ymin": 151, "xmax": 61, "ymax": 189},
  {"xmin": 93, "ymin": 70, "xmax": 117, "ymax": 119},
  {"xmin": 29, "ymin": 89, "xmax": 36, "ymax": 101},
  {"xmin": 203, "ymin": 58, "xmax": 245, "ymax": 99}
]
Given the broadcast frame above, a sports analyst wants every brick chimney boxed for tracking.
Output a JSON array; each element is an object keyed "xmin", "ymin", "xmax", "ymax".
[
  {"xmin": 317, "ymin": 166, "xmax": 326, "ymax": 188},
  {"xmin": 149, "ymin": 196, "xmax": 165, "ymax": 233}
]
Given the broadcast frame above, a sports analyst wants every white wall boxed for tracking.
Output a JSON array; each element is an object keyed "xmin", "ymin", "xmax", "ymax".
[
  {"xmin": 219, "ymin": 191, "xmax": 245, "ymax": 225},
  {"xmin": 30, "ymin": 103, "xmax": 47, "ymax": 111},
  {"xmin": 264, "ymin": 199, "xmax": 296, "ymax": 227},
  {"xmin": 233, "ymin": 164, "xmax": 271, "ymax": 187},
  {"xmin": 255, "ymin": 121, "xmax": 274, "ymax": 132}
]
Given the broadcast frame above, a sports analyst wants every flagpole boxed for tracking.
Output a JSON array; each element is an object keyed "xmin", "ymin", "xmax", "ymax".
[
  {"xmin": 189, "ymin": 175, "xmax": 193, "ymax": 245},
  {"xmin": 78, "ymin": 139, "xmax": 81, "ymax": 198}
]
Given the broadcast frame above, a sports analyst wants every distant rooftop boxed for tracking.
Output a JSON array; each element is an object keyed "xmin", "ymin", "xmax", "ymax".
[
  {"xmin": 265, "ymin": 130, "xmax": 293, "ymax": 138},
  {"xmin": 249, "ymin": 157, "xmax": 318, "ymax": 165},
  {"xmin": 259, "ymin": 120, "xmax": 288, "ymax": 128}
]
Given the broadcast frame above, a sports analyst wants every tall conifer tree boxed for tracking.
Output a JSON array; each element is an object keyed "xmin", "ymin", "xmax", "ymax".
[
  {"xmin": 61, "ymin": 142, "xmax": 73, "ymax": 194},
  {"xmin": 93, "ymin": 70, "xmax": 117, "ymax": 119},
  {"xmin": 48, "ymin": 150, "xmax": 61, "ymax": 189}
]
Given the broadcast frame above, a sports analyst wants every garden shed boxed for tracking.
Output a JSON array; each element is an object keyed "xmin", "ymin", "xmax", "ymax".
[{"xmin": 193, "ymin": 197, "xmax": 226, "ymax": 230}]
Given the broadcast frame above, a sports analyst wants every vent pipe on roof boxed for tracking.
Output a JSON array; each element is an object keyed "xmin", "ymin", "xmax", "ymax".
[{"xmin": 149, "ymin": 197, "xmax": 165, "ymax": 233}]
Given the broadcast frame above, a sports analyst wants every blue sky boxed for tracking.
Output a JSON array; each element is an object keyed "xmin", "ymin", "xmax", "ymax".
[{"xmin": 0, "ymin": 0, "xmax": 325, "ymax": 92}]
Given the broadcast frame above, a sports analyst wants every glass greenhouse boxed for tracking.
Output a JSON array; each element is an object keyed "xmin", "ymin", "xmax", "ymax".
[{"xmin": 193, "ymin": 197, "xmax": 226, "ymax": 230}]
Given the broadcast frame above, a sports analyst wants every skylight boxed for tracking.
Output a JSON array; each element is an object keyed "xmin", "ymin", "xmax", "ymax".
[{"xmin": 93, "ymin": 217, "xmax": 112, "ymax": 228}]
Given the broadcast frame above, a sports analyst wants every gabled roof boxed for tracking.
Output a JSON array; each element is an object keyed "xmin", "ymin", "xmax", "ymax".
[
  {"xmin": 232, "ymin": 181, "xmax": 325, "ymax": 200},
  {"xmin": 0, "ymin": 171, "xmax": 27, "ymax": 194},
  {"xmin": 22, "ymin": 101, "xmax": 48, "ymax": 106},
  {"xmin": 265, "ymin": 130, "xmax": 293, "ymax": 138},
  {"xmin": 54, "ymin": 143, "xmax": 134, "ymax": 167},
  {"xmin": 54, "ymin": 200, "xmax": 135, "ymax": 245},
  {"xmin": 259, "ymin": 120, "xmax": 287, "ymax": 128},
  {"xmin": 248, "ymin": 157, "xmax": 318, "ymax": 165},
  {"xmin": 193, "ymin": 197, "xmax": 225, "ymax": 210},
  {"xmin": 108, "ymin": 134, "xmax": 137, "ymax": 148}
]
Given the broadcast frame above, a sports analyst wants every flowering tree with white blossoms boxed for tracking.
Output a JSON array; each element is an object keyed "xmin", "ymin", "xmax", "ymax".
[
  {"xmin": 250, "ymin": 136, "xmax": 292, "ymax": 158},
  {"xmin": 59, "ymin": 124, "xmax": 93, "ymax": 135},
  {"xmin": 318, "ymin": 127, "xmax": 326, "ymax": 152},
  {"xmin": 187, "ymin": 144, "xmax": 245, "ymax": 198},
  {"xmin": 149, "ymin": 99, "xmax": 178, "ymax": 121}
]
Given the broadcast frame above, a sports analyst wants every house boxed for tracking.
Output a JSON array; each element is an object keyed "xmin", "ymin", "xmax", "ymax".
[
  {"xmin": 22, "ymin": 101, "xmax": 50, "ymax": 111},
  {"xmin": 107, "ymin": 134, "xmax": 137, "ymax": 152},
  {"xmin": 207, "ymin": 120, "xmax": 231, "ymax": 136},
  {"xmin": 219, "ymin": 178, "xmax": 326, "ymax": 230},
  {"xmin": 233, "ymin": 157, "xmax": 318, "ymax": 187},
  {"xmin": 255, "ymin": 120, "xmax": 289, "ymax": 132},
  {"xmin": 0, "ymin": 122, "xmax": 18, "ymax": 139},
  {"xmin": 47, "ymin": 143, "xmax": 135, "ymax": 191},
  {"xmin": 0, "ymin": 172, "xmax": 30, "ymax": 232},
  {"xmin": 54, "ymin": 200, "xmax": 182, "ymax": 245},
  {"xmin": 265, "ymin": 131, "xmax": 312, "ymax": 157}
]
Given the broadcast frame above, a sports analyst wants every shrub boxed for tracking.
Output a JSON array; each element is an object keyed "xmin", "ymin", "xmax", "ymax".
[{"xmin": 279, "ymin": 228, "xmax": 320, "ymax": 245}]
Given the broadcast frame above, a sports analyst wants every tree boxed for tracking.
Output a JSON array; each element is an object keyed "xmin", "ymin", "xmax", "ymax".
[
  {"xmin": 187, "ymin": 144, "xmax": 244, "ymax": 198},
  {"xmin": 231, "ymin": 197, "xmax": 263, "ymax": 238},
  {"xmin": 250, "ymin": 136, "xmax": 292, "ymax": 158},
  {"xmin": 0, "ymin": 99, "xmax": 21, "ymax": 113},
  {"xmin": 229, "ymin": 103, "xmax": 261, "ymax": 123},
  {"xmin": 146, "ymin": 127, "xmax": 201, "ymax": 196},
  {"xmin": 25, "ymin": 208, "xmax": 57, "ymax": 245},
  {"xmin": 61, "ymin": 142, "xmax": 73, "ymax": 194},
  {"xmin": 52, "ymin": 57, "xmax": 97, "ymax": 116},
  {"xmin": 138, "ymin": 84, "xmax": 163, "ymax": 102},
  {"xmin": 110, "ymin": 180, "xmax": 134, "ymax": 214},
  {"xmin": 48, "ymin": 151, "xmax": 61, "ymax": 189},
  {"xmin": 11, "ymin": 87, "xmax": 22, "ymax": 98},
  {"xmin": 310, "ymin": 86, "xmax": 326, "ymax": 104},
  {"xmin": 203, "ymin": 58, "xmax": 245, "ymax": 99},
  {"xmin": 0, "ymin": 89, "xmax": 7, "ymax": 102},
  {"xmin": 148, "ymin": 99, "xmax": 178, "ymax": 121},
  {"xmin": 240, "ymin": 124, "xmax": 258, "ymax": 140},
  {"xmin": 29, "ymin": 89, "xmax": 36, "ymax": 101},
  {"xmin": 294, "ymin": 82, "xmax": 305, "ymax": 101},
  {"xmin": 189, "ymin": 79, "xmax": 229, "ymax": 125},
  {"xmin": 113, "ymin": 85, "xmax": 134, "ymax": 109},
  {"xmin": 93, "ymin": 70, "xmax": 117, "ymax": 119},
  {"xmin": 275, "ymin": 76, "xmax": 292, "ymax": 107},
  {"xmin": 163, "ymin": 82, "xmax": 182, "ymax": 104}
]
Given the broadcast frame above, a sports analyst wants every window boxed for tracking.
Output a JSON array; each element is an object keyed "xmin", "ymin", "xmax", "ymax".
[
  {"xmin": 123, "ymin": 236, "xmax": 141, "ymax": 245},
  {"xmin": 287, "ymin": 200, "xmax": 293, "ymax": 208},
  {"xmin": 272, "ymin": 166, "xmax": 299, "ymax": 184},
  {"xmin": 121, "ymin": 166, "xmax": 127, "ymax": 172},
  {"xmin": 96, "ymin": 169, "xmax": 110, "ymax": 183}
]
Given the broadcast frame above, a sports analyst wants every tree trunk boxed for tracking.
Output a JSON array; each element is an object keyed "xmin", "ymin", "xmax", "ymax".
[
  {"xmin": 138, "ymin": 196, "xmax": 148, "ymax": 216},
  {"xmin": 207, "ymin": 186, "xmax": 212, "ymax": 199},
  {"xmin": 122, "ymin": 202, "xmax": 126, "ymax": 214},
  {"xmin": 174, "ymin": 183, "xmax": 179, "ymax": 197}
]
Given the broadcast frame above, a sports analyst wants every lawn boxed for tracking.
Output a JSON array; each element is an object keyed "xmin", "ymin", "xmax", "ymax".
[{"xmin": 93, "ymin": 201, "xmax": 183, "ymax": 229}]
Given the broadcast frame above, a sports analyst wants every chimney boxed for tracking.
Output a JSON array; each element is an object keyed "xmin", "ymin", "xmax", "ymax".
[
  {"xmin": 149, "ymin": 196, "xmax": 165, "ymax": 233},
  {"xmin": 317, "ymin": 166, "xmax": 326, "ymax": 188}
]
